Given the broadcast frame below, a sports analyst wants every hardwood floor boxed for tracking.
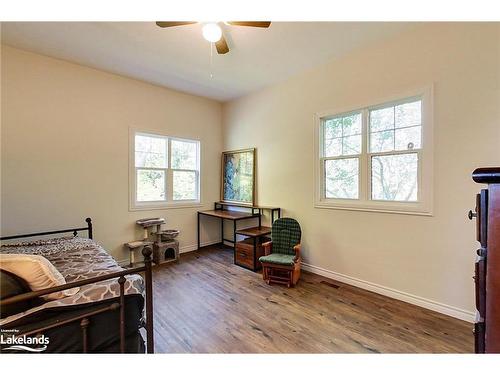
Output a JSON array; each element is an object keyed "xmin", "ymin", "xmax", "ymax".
[{"xmin": 151, "ymin": 245, "xmax": 473, "ymax": 353}]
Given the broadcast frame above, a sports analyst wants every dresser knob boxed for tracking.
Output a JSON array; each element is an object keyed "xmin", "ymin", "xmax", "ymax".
[{"xmin": 468, "ymin": 210, "xmax": 477, "ymax": 220}]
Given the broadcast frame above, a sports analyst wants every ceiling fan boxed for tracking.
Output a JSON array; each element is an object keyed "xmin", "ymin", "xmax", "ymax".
[{"xmin": 156, "ymin": 21, "xmax": 271, "ymax": 55}]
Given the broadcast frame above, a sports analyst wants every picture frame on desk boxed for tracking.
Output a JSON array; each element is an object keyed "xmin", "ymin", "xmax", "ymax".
[{"xmin": 221, "ymin": 148, "xmax": 256, "ymax": 206}]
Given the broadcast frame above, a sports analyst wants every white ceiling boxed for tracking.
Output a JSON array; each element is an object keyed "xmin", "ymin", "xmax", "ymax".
[{"xmin": 1, "ymin": 22, "xmax": 415, "ymax": 102}]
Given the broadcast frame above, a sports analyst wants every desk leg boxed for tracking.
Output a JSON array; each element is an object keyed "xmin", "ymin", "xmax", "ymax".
[
  {"xmin": 233, "ymin": 220, "xmax": 237, "ymax": 264},
  {"xmin": 221, "ymin": 218, "xmax": 224, "ymax": 246},
  {"xmin": 253, "ymin": 236, "xmax": 257, "ymax": 271},
  {"xmin": 197, "ymin": 212, "xmax": 200, "ymax": 250}
]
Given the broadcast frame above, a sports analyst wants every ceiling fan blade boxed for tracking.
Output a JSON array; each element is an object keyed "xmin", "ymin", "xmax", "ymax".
[
  {"xmin": 227, "ymin": 21, "xmax": 271, "ymax": 28},
  {"xmin": 215, "ymin": 35, "xmax": 229, "ymax": 54},
  {"xmin": 156, "ymin": 21, "xmax": 197, "ymax": 28}
]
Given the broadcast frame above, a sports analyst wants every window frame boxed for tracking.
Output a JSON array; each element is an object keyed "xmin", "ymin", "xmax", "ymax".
[
  {"xmin": 129, "ymin": 129, "xmax": 201, "ymax": 211},
  {"xmin": 314, "ymin": 86, "xmax": 434, "ymax": 216},
  {"xmin": 321, "ymin": 110, "xmax": 363, "ymax": 201}
]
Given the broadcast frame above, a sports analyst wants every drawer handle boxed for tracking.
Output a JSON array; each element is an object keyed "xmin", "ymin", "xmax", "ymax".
[
  {"xmin": 239, "ymin": 252, "xmax": 247, "ymax": 258},
  {"xmin": 468, "ymin": 210, "xmax": 477, "ymax": 220},
  {"xmin": 477, "ymin": 248, "xmax": 487, "ymax": 257}
]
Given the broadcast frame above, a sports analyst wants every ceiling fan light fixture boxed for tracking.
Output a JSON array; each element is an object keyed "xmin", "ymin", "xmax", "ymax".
[{"xmin": 202, "ymin": 23, "xmax": 222, "ymax": 43}]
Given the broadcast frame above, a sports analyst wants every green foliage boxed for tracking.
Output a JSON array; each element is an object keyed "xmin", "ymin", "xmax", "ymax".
[
  {"xmin": 324, "ymin": 100, "xmax": 421, "ymax": 201},
  {"xmin": 223, "ymin": 152, "xmax": 254, "ymax": 203},
  {"xmin": 135, "ymin": 135, "xmax": 198, "ymax": 202}
]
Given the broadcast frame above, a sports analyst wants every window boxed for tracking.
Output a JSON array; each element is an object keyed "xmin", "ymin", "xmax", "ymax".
[
  {"xmin": 315, "ymin": 87, "xmax": 433, "ymax": 215},
  {"xmin": 323, "ymin": 112, "xmax": 362, "ymax": 200},
  {"xmin": 130, "ymin": 131, "xmax": 200, "ymax": 210}
]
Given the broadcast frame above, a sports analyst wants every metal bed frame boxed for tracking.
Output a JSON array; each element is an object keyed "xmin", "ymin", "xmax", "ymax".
[{"xmin": 0, "ymin": 218, "xmax": 154, "ymax": 353}]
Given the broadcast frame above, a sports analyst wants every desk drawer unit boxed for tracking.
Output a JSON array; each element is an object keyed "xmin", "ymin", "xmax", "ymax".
[{"xmin": 235, "ymin": 237, "xmax": 269, "ymax": 271}]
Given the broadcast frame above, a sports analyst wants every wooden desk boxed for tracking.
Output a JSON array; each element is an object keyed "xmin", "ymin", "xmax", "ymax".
[
  {"xmin": 197, "ymin": 210, "xmax": 256, "ymax": 220},
  {"xmin": 214, "ymin": 202, "xmax": 281, "ymax": 224},
  {"xmin": 197, "ymin": 202, "xmax": 281, "ymax": 271},
  {"xmin": 197, "ymin": 209, "xmax": 260, "ymax": 250}
]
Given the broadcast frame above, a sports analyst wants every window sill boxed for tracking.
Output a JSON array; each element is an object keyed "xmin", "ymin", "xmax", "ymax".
[
  {"xmin": 129, "ymin": 202, "xmax": 203, "ymax": 212},
  {"xmin": 314, "ymin": 202, "xmax": 433, "ymax": 216}
]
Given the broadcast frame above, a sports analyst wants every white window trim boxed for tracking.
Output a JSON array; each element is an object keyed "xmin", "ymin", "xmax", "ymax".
[
  {"xmin": 129, "ymin": 128, "xmax": 202, "ymax": 211},
  {"xmin": 313, "ymin": 85, "xmax": 434, "ymax": 216}
]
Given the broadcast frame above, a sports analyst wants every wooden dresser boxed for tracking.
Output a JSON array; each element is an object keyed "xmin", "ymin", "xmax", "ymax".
[{"xmin": 471, "ymin": 167, "xmax": 500, "ymax": 353}]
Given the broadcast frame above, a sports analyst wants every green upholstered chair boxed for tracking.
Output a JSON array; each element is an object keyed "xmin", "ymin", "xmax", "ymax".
[{"xmin": 259, "ymin": 218, "xmax": 302, "ymax": 287}]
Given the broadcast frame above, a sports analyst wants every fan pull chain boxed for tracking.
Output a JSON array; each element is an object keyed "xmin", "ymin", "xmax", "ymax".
[{"xmin": 209, "ymin": 42, "xmax": 214, "ymax": 79}]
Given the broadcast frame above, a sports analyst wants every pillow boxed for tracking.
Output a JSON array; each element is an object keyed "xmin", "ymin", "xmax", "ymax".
[
  {"xmin": 0, "ymin": 269, "xmax": 35, "ymax": 318},
  {"xmin": 0, "ymin": 253, "xmax": 79, "ymax": 300}
]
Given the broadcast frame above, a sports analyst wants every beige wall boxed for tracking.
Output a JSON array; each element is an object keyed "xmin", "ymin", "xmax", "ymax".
[
  {"xmin": 1, "ymin": 23, "xmax": 499, "ymax": 320},
  {"xmin": 1, "ymin": 46, "xmax": 222, "ymax": 262},
  {"xmin": 222, "ymin": 23, "xmax": 500, "ymax": 318}
]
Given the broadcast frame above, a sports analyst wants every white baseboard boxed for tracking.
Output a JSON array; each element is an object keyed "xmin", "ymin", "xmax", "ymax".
[
  {"xmin": 302, "ymin": 262, "xmax": 475, "ymax": 323},
  {"xmin": 117, "ymin": 240, "xmax": 221, "ymax": 266},
  {"xmin": 179, "ymin": 240, "xmax": 221, "ymax": 254},
  {"xmin": 117, "ymin": 243, "xmax": 474, "ymax": 322}
]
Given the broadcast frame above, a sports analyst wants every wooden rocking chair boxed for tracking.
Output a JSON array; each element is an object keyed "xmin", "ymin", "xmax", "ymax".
[{"xmin": 259, "ymin": 218, "xmax": 302, "ymax": 287}]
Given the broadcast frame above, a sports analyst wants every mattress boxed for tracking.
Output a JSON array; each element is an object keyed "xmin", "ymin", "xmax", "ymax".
[
  {"xmin": 1, "ymin": 295, "xmax": 145, "ymax": 353},
  {"xmin": 0, "ymin": 236, "xmax": 146, "ymax": 353}
]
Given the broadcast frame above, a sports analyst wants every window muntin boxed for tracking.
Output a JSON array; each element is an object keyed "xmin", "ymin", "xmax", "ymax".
[
  {"xmin": 322, "ymin": 112, "xmax": 362, "ymax": 200},
  {"xmin": 132, "ymin": 131, "xmax": 200, "ymax": 208},
  {"xmin": 316, "ymin": 93, "xmax": 431, "ymax": 215},
  {"xmin": 367, "ymin": 99, "xmax": 422, "ymax": 204},
  {"xmin": 135, "ymin": 135, "xmax": 167, "ymax": 168},
  {"xmin": 369, "ymin": 100, "xmax": 422, "ymax": 153},
  {"xmin": 323, "ymin": 112, "xmax": 362, "ymax": 157},
  {"xmin": 170, "ymin": 139, "xmax": 199, "ymax": 201},
  {"xmin": 134, "ymin": 134, "xmax": 168, "ymax": 203}
]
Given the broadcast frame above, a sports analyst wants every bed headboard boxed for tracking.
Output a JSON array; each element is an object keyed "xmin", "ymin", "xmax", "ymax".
[{"xmin": 0, "ymin": 217, "xmax": 93, "ymax": 241}]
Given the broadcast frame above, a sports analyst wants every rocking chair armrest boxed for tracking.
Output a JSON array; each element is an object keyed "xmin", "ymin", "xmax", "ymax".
[
  {"xmin": 262, "ymin": 241, "xmax": 273, "ymax": 256},
  {"xmin": 293, "ymin": 243, "xmax": 301, "ymax": 262}
]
